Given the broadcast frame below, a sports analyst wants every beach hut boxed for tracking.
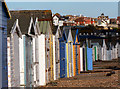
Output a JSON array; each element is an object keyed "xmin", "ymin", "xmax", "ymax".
[
  {"xmin": 0, "ymin": 1, "xmax": 11, "ymax": 88},
  {"xmin": 34, "ymin": 15, "xmax": 53, "ymax": 86},
  {"xmin": 72, "ymin": 29, "xmax": 80, "ymax": 75},
  {"xmin": 59, "ymin": 28, "xmax": 67, "ymax": 78},
  {"xmin": 87, "ymin": 47, "xmax": 93, "ymax": 70},
  {"xmin": 52, "ymin": 26, "xmax": 62, "ymax": 80},
  {"xmin": 7, "ymin": 16, "xmax": 37, "ymax": 87},
  {"xmin": 63, "ymin": 27, "xmax": 74, "ymax": 78},
  {"xmin": 115, "ymin": 42, "xmax": 119, "ymax": 59},
  {"xmin": 101, "ymin": 39, "xmax": 107, "ymax": 61},
  {"xmin": 7, "ymin": 19, "xmax": 22, "ymax": 87},
  {"xmin": 55, "ymin": 26, "xmax": 62, "ymax": 79},
  {"xmin": 92, "ymin": 46, "xmax": 98, "ymax": 61}
]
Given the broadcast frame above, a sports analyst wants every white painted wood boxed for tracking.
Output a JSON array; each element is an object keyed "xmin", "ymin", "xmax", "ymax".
[
  {"xmin": 53, "ymin": 35, "xmax": 56, "ymax": 80},
  {"xmin": 39, "ymin": 34, "xmax": 46, "ymax": 86},
  {"xmin": 7, "ymin": 37, "xmax": 11, "ymax": 87},
  {"xmin": 35, "ymin": 36, "xmax": 40, "ymax": 86},
  {"xmin": 19, "ymin": 35, "xmax": 25, "ymax": 86},
  {"xmin": 80, "ymin": 48, "xmax": 83, "ymax": 71},
  {"xmin": 32, "ymin": 37, "xmax": 37, "ymax": 86},
  {"xmin": 102, "ymin": 40, "xmax": 107, "ymax": 61}
]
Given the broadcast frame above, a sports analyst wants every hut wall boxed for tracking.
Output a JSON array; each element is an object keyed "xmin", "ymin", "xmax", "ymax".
[
  {"xmin": 7, "ymin": 33, "xmax": 20, "ymax": 87},
  {"xmin": 60, "ymin": 42, "xmax": 66, "ymax": 78},
  {"xmin": 73, "ymin": 45, "xmax": 76, "ymax": 76},
  {"xmin": 55, "ymin": 36, "xmax": 60, "ymax": 79},
  {"xmin": 87, "ymin": 47, "xmax": 93, "ymax": 70},
  {"xmin": 35, "ymin": 36, "xmax": 40, "ymax": 86},
  {"xmin": 66, "ymin": 43, "xmax": 69, "ymax": 78},
  {"xmin": 80, "ymin": 47, "xmax": 83, "ymax": 71},
  {"xmin": 50, "ymin": 35, "xmax": 54, "ymax": 81},
  {"xmin": 0, "ymin": 29, "xmax": 2, "ymax": 88},
  {"xmin": 68, "ymin": 43, "xmax": 73, "ymax": 77},
  {"xmin": 25, "ymin": 36, "xmax": 33, "ymax": 87},
  {"xmin": 53, "ymin": 35, "xmax": 56, "ymax": 80},
  {"xmin": 19, "ymin": 35, "xmax": 26, "ymax": 87},
  {"xmin": 7, "ymin": 37, "xmax": 11, "ymax": 87},
  {"xmin": 38, "ymin": 35, "xmax": 46, "ymax": 86}
]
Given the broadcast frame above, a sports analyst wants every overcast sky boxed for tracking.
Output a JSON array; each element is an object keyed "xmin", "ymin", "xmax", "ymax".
[{"xmin": 6, "ymin": 1, "xmax": 119, "ymax": 18}]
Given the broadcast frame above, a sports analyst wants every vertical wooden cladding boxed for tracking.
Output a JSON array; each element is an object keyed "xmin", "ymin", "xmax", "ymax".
[
  {"xmin": 54, "ymin": 26, "xmax": 61, "ymax": 80},
  {"xmin": 87, "ymin": 47, "xmax": 93, "ymax": 70},
  {"xmin": 25, "ymin": 36, "xmax": 33, "ymax": 87},
  {"xmin": 0, "ymin": 29, "xmax": 2, "ymax": 89},
  {"xmin": 19, "ymin": 35, "xmax": 26, "ymax": 87},
  {"xmin": 55, "ymin": 35, "xmax": 60, "ymax": 80},
  {"xmin": 59, "ymin": 42, "xmax": 66, "ymax": 78},
  {"xmin": 53, "ymin": 35, "xmax": 56, "ymax": 80},
  {"xmin": 68, "ymin": 42, "xmax": 73, "ymax": 77},
  {"xmin": 50, "ymin": 35, "xmax": 54, "ymax": 81},
  {"xmin": 72, "ymin": 45, "xmax": 76, "ymax": 76},
  {"xmin": 66, "ymin": 43, "xmax": 69, "ymax": 78},
  {"xmin": 77, "ymin": 45, "xmax": 80, "ymax": 74},
  {"xmin": 7, "ymin": 37, "xmax": 11, "ymax": 87},
  {"xmin": 92, "ymin": 46, "xmax": 98, "ymax": 61},
  {"xmin": 38, "ymin": 35, "xmax": 46, "ymax": 86},
  {"xmin": 35, "ymin": 20, "xmax": 53, "ymax": 86},
  {"xmin": 7, "ymin": 33, "xmax": 20, "ymax": 87},
  {"xmin": 80, "ymin": 47, "xmax": 83, "ymax": 71}
]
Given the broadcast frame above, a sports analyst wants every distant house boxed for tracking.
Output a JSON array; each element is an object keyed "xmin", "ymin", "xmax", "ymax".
[
  {"xmin": 97, "ymin": 13, "xmax": 109, "ymax": 27},
  {"xmin": 117, "ymin": 16, "xmax": 120, "ymax": 28},
  {"xmin": 0, "ymin": 1, "xmax": 11, "ymax": 88},
  {"xmin": 53, "ymin": 13, "xmax": 64, "ymax": 26},
  {"xmin": 110, "ymin": 18, "xmax": 117, "ymax": 24},
  {"xmin": 74, "ymin": 17, "xmax": 85, "ymax": 26}
]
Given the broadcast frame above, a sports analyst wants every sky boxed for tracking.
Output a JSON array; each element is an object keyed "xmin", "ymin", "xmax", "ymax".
[{"xmin": 6, "ymin": 1, "xmax": 119, "ymax": 18}]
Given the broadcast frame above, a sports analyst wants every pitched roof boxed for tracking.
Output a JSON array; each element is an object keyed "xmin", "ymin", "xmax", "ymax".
[
  {"xmin": 7, "ymin": 10, "xmax": 52, "ymax": 36},
  {"xmin": 2, "ymin": 0, "xmax": 11, "ymax": 18},
  {"xmin": 37, "ymin": 21, "xmax": 52, "ymax": 35}
]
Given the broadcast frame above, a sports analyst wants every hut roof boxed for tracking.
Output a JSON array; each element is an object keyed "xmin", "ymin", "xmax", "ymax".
[{"xmin": 7, "ymin": 10, "xmax": 52, "ymax": 36}]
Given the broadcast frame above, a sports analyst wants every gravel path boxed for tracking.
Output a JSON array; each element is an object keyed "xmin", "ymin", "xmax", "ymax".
[{"xmin": 38, "ymin": 59, "xmax": 120, "ymax": 88}]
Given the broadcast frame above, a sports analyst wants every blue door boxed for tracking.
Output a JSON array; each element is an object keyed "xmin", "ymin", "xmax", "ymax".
[
  {"xmin": 75, "ymin": 45, "xmax": 78, "ymax": 75},
  {"xmin": 87, "ymin": 48, "xmax": 93, "ymax": 70},
  {"xmin": 60, "ymin": 42, "xmax": 66, "ymax": 78}
]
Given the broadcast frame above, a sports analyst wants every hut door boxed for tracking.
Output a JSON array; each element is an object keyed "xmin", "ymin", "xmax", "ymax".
[
  {"xmin": 87, "ymin": 48, "xmax": 93, "ymax": 70},
  {"xmin": 60, "ymin": 42, "xmax": 66, "ymax": 78}
]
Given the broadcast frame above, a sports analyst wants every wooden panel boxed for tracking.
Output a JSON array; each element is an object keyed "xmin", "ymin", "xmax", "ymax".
[
  {"xmin": 50, "ymin": 35, "xmax": 53, "ymax": 81},
  {"xmin": 73, "ymin": 45, "xmax": 76, "ymax": 76},
  {"xmin": 0, "ymin": 29, "xmax": 2, "ymax": 89},
  {"xmin": 60, "ymin": 42, "xmax": 66, "ymax": 78},
  {"xmin": 25, "ymin": 36, "xmax": 33, "ymax": 87},
  {"xmin": 55, "ymin": 36, "xmax": 60, "ymax": 79},
  {"xmin": 7, "ymin": 37, "xmax": 11, "ymax": 87},
  {"xmin": 66, "ymin": 43, "xmax": 69, "ymax": 78},
  {"xmin": 19, "ymin": 35, "xmax": 25, "ymax": 87},
  {"xmin": 45, "ymin": 35, "xmax": 50, "ymax": 83},
  {"xmin": 80, "ymin": 48, "xmax": 83, "ymax": 71},
  {"xmin": 39, "ymin": 35, "xmax": 46, "ymax": 86},
  {"xmin": 87, "ymin": 48, "xmax": 93, "ymax": 70},
  {"xmin": 77, "ymin": 45, "xmax": 80, "ymax": 74},
  {"xmin": 53, "ymin": 35, "xmax": 56, "ymax": 80}
]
